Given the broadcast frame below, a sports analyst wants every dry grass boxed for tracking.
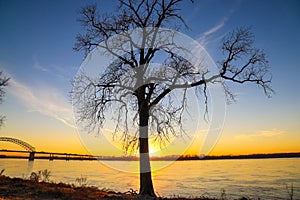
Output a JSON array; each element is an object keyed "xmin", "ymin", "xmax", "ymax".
[
  {"xmin": 0, "ymin": 174, "xmax": 262, "ymax": 200},
  {"xmin": 0, "ymin": 175, "xmax": 137, "ymax": 200},
  {"xmin": 0, "ymin": 175, "xmax": 221, "ymax": 200}
]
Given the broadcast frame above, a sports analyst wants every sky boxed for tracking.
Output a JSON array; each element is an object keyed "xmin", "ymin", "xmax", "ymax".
[{"xmin": 0, "ymin": 0, "xmax": 299, "ymax": 156}]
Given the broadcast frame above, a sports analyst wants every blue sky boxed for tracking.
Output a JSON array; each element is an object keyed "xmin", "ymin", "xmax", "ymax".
[{"xmin": 0, "ymin": 0, "xmax": 299, "ymax": 155}]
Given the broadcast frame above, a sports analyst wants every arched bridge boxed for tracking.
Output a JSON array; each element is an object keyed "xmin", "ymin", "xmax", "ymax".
[
  {"xmin": 0, "ymin": 137, "xmax": 35, "ymax": 152},
  {"xmin": 0, "ymin": 137, "xmax": 93, "ymax": 161}
]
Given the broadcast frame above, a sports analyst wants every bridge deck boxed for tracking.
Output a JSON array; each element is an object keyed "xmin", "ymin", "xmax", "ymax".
[{"xmin": 0, "ymin": 149, "xmax": 94, "ymax": 160}]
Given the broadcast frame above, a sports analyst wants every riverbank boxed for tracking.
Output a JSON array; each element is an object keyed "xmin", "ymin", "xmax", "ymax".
[{"xmin": 0, "ymin": 175, "xmax": 221, "ymax": 200}]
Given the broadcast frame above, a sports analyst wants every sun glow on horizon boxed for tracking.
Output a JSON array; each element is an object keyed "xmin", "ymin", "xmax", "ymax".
[{"xmin": 149, "ymin": 143, "xmax": 162, "ymax": 156}]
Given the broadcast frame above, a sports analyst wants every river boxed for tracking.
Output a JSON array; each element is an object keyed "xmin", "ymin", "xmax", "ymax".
[{"xmin": 0, "ymin": 158, "xmax": 299, "ymax": 199}]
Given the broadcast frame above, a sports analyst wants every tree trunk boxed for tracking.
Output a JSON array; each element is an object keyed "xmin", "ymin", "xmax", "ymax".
[{"xmin": 138, "ymin": 101, "xmax": 156, "ymax": 197}]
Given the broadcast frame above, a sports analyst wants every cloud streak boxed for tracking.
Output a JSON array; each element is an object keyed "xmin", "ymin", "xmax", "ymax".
[
  {"xmin": 32, "ymin": 55, "xmax": 77, "ymax": 82},
  {"xmin": 9, "ymin": 78, "xmax": 75, "ymax": 129},
  {"xmin": 32, "ymin": 56, "xmax": 49, "ymax": 72},
  {"xmin": 197, "ymin": 17, "xmax": 228, "ymax": 47},
  {"xmin": 235, "ymin": 129, "xmax": 285, "ymax": 140}
]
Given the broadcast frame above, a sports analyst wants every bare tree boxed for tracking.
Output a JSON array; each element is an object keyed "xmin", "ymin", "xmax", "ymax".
[
  {"xmin": 0, "ymin": 70, "xmax": 9, "ymax": 127},
  {"xmin": 73, "ymin": 0, "xmax": 272, "ymax": 198}
]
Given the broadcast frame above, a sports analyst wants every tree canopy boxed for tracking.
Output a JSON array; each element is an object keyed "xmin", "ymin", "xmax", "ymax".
[
  {"xmin": 72, "ymin": 0, "xmax": 273, "ymax": 197},
  {"xmin": 0, "ymin": 70, "xmax": 9, "ymax": 127}
]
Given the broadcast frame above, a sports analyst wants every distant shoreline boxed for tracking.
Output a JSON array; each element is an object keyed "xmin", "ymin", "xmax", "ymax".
[
  {"xmin": 0, "ymin": 152, "xmax": 299, "ymax": 161},
  {"xmin": 177, "ymin": 152, "xmax": 300, "ymax": 161}
]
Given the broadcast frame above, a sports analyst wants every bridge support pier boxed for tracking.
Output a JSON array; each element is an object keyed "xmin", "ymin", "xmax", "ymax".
[
  {"xmin": 29, "ymin": 152, "xmax": 35, "ymax": 161},
  {"xmin": 49, "ymin": 153, "xmax": 54, "ymax": 161}
]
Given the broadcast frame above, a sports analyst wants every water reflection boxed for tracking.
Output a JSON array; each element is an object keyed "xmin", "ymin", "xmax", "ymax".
[
  {"xmin": 0, "ymin": 158, "xmax": 299, "ymax": 199},
  {"xmin": 27, "ymin": 160, "xmax": 34, "ymax": 173}
]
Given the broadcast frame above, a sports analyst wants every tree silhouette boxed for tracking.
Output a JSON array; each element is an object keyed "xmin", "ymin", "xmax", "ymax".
[
  {"xmin": 73, "ymin": 0, "xmax": 273, "ymax": 198},
  {"xmin": 0, "ymin": 70, "xmax": 9, "ymax": 128}
]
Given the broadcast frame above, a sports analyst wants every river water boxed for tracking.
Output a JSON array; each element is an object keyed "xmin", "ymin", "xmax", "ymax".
[{"xmin": 0, "ymin": 158, "xmax": 299, "ymax": 199}]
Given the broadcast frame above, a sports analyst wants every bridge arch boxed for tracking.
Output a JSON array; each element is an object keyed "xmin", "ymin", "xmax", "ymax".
[{"xmin": 0, "ymin": 137, "xmax": 35, "ymax": 152}]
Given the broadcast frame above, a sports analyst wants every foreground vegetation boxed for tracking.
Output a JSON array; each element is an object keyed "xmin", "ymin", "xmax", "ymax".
[
  {"xmin": 0, "ymin": 170, "xmax": 294, "ymax": 200},
  {"xmin": 0, "ymin": 174, "xmax": 218, "ymax": 200},
  {"xmin": 0, "ymin": 174, "xmax": 135, "ymax": 200}
]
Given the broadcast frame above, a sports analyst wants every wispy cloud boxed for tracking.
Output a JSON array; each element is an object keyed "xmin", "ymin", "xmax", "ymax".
[
  {"xmin": 196, "ymin": 2, "xmax": 240, "ymax": 47},
  {"xmin": 203, "ymin": 20, "xmax": 226, "ymax": 37},
  {"xmin": 197, "ymin": 17, "xmax": 228, "ymax": 47},
  {"xmin": 235, "ymin": 129, "xmax": 286, "ymax": 140},
  {"xmin": 31, "ymin": 55, "xmax": 77, "ymax": 81},
  {"xmin": 9, "ymin": 78, "xmax": 75, "ymax": 128},
  {"xmin": 32, "ymin": 56, "xmax": 49, "ymax": 72}
]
